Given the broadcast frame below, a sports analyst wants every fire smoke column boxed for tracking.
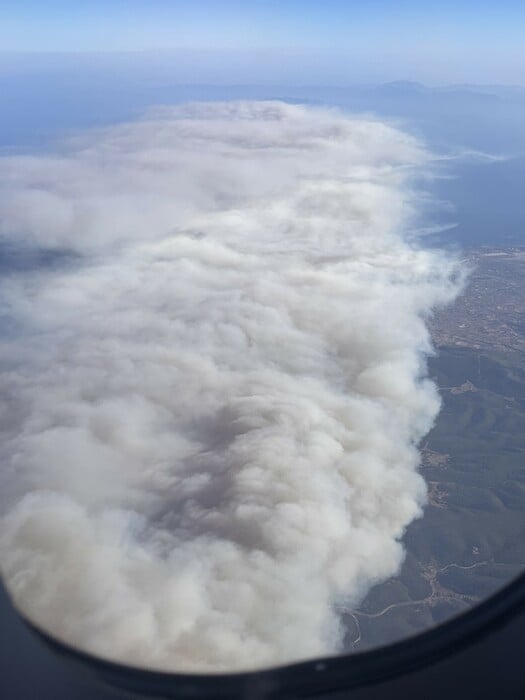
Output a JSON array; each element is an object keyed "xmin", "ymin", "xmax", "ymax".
[{"xmin": 0, "ymin": 102, "xmax": 462, "ymax": 671}]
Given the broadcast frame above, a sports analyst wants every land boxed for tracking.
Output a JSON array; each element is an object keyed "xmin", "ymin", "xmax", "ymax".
[
  {"xmin": 432, "ymin": 246, "xmax": 525, "ymax": 355},
  {"xmin": 342, "ymin": 247, "xmax": 525, "ymax": 651}
]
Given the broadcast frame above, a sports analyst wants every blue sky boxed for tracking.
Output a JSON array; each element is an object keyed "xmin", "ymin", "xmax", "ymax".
[
  {"xmin": 1, "ymin": 1, "xmax": 525, "ymax": 84},
  {"xmin": 1, "ymin": 1, "xmax": 524, "ymax": 51}
]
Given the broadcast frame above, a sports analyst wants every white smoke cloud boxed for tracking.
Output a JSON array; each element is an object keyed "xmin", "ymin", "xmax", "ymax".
[{"xmin": 0, "ymin": 102, "xmax": 461, "ymax": 672}]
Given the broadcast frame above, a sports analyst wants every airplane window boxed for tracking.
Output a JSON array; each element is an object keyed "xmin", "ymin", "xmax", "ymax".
[{"xmin": 0, "ymin": 3, "xmax": 524, "ymax": 698}]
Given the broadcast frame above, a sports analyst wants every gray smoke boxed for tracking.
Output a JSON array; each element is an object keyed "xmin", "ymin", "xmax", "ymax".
[{"xmin": 0, "ymin": 102, "xmax": 461, "ymax": 672}]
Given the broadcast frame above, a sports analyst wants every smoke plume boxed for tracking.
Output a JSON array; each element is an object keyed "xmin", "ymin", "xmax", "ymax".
[{"xmin": 0, "ymin": 102, "xmax": 460, "ymax": 672}]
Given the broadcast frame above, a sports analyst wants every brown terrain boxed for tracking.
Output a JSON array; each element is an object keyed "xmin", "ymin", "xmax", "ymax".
[{"xmin": 431, "ymin": 246, "xmax": 525, "ymax": 354}]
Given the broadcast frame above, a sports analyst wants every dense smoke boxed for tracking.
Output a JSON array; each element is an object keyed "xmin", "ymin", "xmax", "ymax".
[{"xmin": 0, "ymin": 102, "xmax": 461, "ymax": 672}]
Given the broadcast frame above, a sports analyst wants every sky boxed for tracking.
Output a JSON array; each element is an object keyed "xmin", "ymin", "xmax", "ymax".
[{"xmin": 1, "ymin": 1, "xmax": 525, "ymax": 85}]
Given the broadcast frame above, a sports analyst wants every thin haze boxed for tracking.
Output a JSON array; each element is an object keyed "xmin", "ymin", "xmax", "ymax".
[
  {"xmin": 0, "ymin": 102, "xmax": 461, "ymax": 671},
  {"xmin": 2, "ymin": 1, "xmax": 525, "ymax": 84}
]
